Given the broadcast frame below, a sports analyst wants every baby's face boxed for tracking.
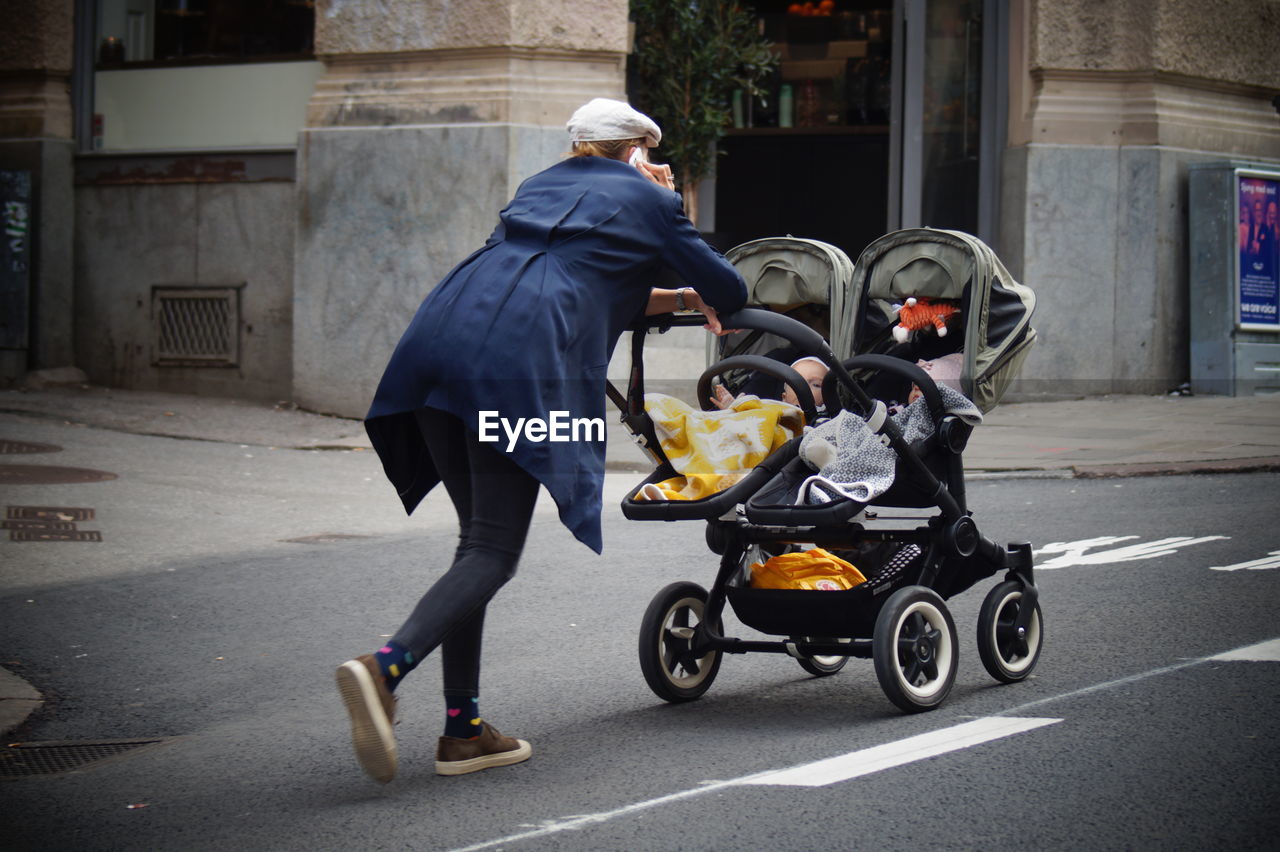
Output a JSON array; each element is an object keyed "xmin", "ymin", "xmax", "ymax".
[{"xmin": 782, "ymin": 360, "xmax": 828, "ymax": 407}]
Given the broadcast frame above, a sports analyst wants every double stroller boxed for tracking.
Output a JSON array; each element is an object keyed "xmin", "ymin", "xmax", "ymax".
[{"xmin": 614, "ymin": 228, "xmax": 1043, "ymax": 713}]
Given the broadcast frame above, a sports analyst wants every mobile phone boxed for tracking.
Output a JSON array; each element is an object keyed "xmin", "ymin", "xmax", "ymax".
[{"xmin": 628, "ymin": 147, "xmax": 644, "ymax": 167}]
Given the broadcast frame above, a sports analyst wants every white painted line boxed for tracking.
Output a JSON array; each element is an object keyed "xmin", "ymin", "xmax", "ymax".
[
  {"xmin": 448, "ymin": 776, "xmax": 753, "ymax": 852},
  {"xmin": 1035, "ymin": 535, "xmax": 1229, "ymax": 569},
  {"xmin": 735, "ymin": 717, "xmax": 1061, "ymax": 787},
  {"xmin": 1006, "ymin": 636, "xmax": 1280, "ymax": 717},
  {"xmin": 450, "ymin": 636, "xmax": 1279, "ymax": 852},
  {"xmin": 1211, "ymin": 638, "xmax": 1280, "ymax": 662},
  {"xmin": 1210, "ymin": 550, "xmax": 1280, "ymax": 572}
]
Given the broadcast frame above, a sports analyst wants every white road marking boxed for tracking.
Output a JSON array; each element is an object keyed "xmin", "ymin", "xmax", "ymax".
[
  {"xmin": 733, "ymin": 716, "xmax": 1062, "ymax": 787},
  {"xmin": 1210, "ymin": 550, "xmax": 1280, "ymax": 572},
  {"xmin": 1211, "ymin": 638, "xmax": 1280, "ymax": 661},
  {"xmin": 449, "ymin": 636, "xmax": 1279, "ymax": 852},
  {"xmin": 1035, "ymin": 535, "xmax": 1229, "ymax": 569}
]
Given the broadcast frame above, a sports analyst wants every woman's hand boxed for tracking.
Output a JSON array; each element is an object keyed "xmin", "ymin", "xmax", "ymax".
[
  {"xmin": 643, "ymin": 288, "xmax": 736, "ymax": 336},
  {"xmin": 684, "ymin": 290, "xmax": 735, "ymax": 336},
  {"xmin": 636, "ymin": 160, "xmax": 676, "ymax": 191}
]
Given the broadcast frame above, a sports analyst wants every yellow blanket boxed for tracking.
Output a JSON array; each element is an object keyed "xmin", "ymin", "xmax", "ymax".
[{"xmin": 639, "ymin": 393, "xmax": 804, "ymax": 501}]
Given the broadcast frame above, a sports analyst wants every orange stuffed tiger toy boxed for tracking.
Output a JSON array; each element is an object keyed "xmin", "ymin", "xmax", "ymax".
[{"xmin": 892, "ymin": 297, "xmax": 960, "ymax": 344}]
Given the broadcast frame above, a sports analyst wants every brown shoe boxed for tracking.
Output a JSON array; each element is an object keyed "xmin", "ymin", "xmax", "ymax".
[
  {"xmin": 336, "ymin": 654, "xmax": 398, "ymax": 783},
  {"xmin": 435, "ymin": 722, "xmax": 532, "ymax": 776}
]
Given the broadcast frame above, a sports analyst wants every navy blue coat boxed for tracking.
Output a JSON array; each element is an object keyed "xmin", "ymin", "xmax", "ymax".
[{"xmin": 365, "ymin": 155, "xmax": 747, "ymax": 552}]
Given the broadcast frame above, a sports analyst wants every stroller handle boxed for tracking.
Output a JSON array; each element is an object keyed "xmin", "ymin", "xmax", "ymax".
[
  {"xmin": 717, "ymin": 308, "xmax": 831, "ymax": 359},
  {"xmin": 823, "ymin": 354, "xmax": 946, "ymax": 424},
  {"xmin": 718, "ymin": 307, "xmax": 875, "ymax": 415}
]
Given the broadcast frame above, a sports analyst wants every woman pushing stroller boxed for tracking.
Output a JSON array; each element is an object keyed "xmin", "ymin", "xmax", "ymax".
[{"xmin": 337, "ymin": 98, "xmax": 747, "ymax": 783}]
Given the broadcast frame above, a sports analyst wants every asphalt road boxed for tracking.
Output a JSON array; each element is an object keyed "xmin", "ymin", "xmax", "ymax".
[{"xmin": 1, "ymin": 415, "xmax": 1278, "ymax": 850}]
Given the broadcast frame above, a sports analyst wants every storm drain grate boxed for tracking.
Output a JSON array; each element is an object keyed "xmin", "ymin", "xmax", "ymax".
[
  {"xmin": 0, "ymin": 439, "xmax": 62, "ymax": 455},
  {"xmin": 8, "ymin": 506, "xmax": 95, "ymax": 522},
  {"xmin": 6, "ymin": 506, "xmax": 100, "ymax": 542},
  {"xmin": 0, "ymin": 739, "xmax": 166, "ymax": 778},
  {"xmin": 1, "ymin": 519, "xmax": 75, "ymax": 531},
  {"xmin": 153, "ymin": 286, "xmax": 240, "ymax": 366},
  {"xmin": 10, "ymin": 529, "xmax": 102, "ymax": 542}
]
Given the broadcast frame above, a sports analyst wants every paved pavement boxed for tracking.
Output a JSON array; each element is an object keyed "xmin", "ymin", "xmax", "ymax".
[
  {"xmin": 3, "ymin": 382, "xmax": 1279, "ymax": 474},
  {"xmin": 2, "ymin": 382, "xmax": 1279, "ymax": 736}
]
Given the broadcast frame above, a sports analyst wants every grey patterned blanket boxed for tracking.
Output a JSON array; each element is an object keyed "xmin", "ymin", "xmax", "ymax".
[{"xmin": 796, "ymin": 386, "xmax": 982, "ymax": 505}]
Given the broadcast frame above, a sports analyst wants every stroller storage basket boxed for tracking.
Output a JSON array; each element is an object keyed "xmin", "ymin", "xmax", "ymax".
[{"xmin": 726, "ymin": 543, "xmax": 923, "ymax": 637}]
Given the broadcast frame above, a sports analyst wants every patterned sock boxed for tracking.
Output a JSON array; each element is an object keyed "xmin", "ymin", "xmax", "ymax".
[
  {"xmin": 374, "ymin": 640, "xmax": 416, "ymax": 692},
  {"xmin": 444, "ymin": 695, "xmax": 482, "ymax": 739}
]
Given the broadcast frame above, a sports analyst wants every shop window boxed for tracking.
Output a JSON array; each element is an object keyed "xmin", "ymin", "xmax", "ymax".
[
  {"xmin": 733, "ymin": 2, "xmax": 893, "ymax": 131},
  {"xmin": 96, "ymin": 0, "xmax": 314, "ymax": 68},
  {"xmin": 716, "ymin": 1, "xmax": 894, "ymax": 256},
  {"xmin": 88, "ymin": 1, "xmax": 321, "ymax": 151}
]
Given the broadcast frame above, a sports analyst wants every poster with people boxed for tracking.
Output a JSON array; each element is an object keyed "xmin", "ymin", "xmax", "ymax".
[{"xmin": 1237, "ymin": 171, "xmax": 1280, "ymax": 331}]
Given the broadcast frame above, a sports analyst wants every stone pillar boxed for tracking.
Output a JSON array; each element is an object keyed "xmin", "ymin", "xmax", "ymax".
[
  {"xmin": 1001, "ymin": 0, "xmax": 1280, "ymax": 396},
  {"xmin": 293, "ymin": 0, "xmax": 629, "ymax": 417},
  {"xmin": 0, "ymin": 0, "xmax": 76, "ymax": 385}
]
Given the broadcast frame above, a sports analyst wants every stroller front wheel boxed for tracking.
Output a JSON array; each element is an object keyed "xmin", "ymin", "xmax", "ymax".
[
  {"xmin": 872, "ymin": 586, "xmax": 958, "ymax": 713},
  {"xmin": 976, "ymin": 580, "xmax": 1044, "ymax": 683},
  {"xmin": 638, "ymin": 582, "xmax": 723, "ymax": 702}
]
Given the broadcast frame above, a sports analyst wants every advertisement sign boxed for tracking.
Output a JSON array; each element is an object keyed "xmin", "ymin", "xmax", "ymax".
[{"xmin": 1236, "ymin": 169, "xmax": 1280, "ymax": 331}]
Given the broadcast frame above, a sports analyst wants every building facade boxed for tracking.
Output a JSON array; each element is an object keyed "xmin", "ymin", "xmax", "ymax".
[{"xmin": 1, "ymin": 0, "xmax": 1277, "ymax": 417}]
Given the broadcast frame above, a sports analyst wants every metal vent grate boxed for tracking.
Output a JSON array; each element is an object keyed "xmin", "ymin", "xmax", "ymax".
[
  {"xmin": 152, "ymin": 286, "xmax": 240, "ymax": 366},
  {"xmin": 0, "ymin": 739, "xmax": 166, "ymax": 778}
]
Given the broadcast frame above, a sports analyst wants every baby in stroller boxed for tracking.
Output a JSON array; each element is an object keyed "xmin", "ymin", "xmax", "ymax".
[
  {"xmin": 712, "ymin": 351, "xmax": 831, "ymax": 413},
  {"xmin": 616, "ymin": 228, "xmax": 1042, "ymax": 714}
]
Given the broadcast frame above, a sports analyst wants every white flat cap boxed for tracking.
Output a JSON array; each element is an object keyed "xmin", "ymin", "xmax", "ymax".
[{"xmin": 567, "ymin": 98, "xmax": 662, "ymax": 148}]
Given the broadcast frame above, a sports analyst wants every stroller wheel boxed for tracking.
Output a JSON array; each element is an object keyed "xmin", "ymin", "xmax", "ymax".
[
  {"xmin": 794, "ymin": 638, "xmax": 851, "ymax": 677},
  {"xmin": 638, "ymin": 582, "xmax": 723, "ymax": 703},
  {"xmin": 977, "ymin": 580, "xmax": 1043, "ymax": 683},
  {"xmin": 872, "ymin": 586, "xmax": 958, "ymax": 713}
]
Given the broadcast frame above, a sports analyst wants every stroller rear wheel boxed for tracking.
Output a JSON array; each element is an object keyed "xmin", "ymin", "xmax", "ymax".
[
  {"xmin": 794, "ymin": 638, "xmax": 851, "ymax": 677},
  {"xmin": 638, "ymin": 582, "xmax": 723, "ymax": 702},
  {"xmin": 873, "ymin": 586, "xmax": 958, "ymax": 713},
  {"xmin": 976, "ymin": 580, "xmax": 1043, "ymax": 683}
]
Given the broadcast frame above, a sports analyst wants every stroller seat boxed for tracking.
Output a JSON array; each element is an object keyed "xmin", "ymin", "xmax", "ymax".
[{"xmin": 622, "ymin": 436, "xmax": 800, "ymax": 522}]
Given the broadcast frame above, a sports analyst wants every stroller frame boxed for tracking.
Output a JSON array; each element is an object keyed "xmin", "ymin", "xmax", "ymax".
[{"xmin": 615, "ymin": 308, "xmax": 1041, "ymax": 714}]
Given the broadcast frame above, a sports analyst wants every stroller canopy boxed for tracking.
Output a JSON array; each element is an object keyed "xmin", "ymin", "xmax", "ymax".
[
  {"xmin": 712, "ymin": 237, "xmax": 855, "ymax": 366},
  {"xmin": 840, "ymin": 228, "xmax": 1036, "ymax": 412}
]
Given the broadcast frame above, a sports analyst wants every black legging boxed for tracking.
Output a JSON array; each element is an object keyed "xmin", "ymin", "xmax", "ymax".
[{"xmin": 390, "ymin": 407, "xmax": 540, "ymax": 697}]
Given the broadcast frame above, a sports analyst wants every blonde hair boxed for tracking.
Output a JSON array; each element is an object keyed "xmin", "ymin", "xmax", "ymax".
[{"xmin": 569, "ymin": 138, "xmax": 646, "ymax": 161}]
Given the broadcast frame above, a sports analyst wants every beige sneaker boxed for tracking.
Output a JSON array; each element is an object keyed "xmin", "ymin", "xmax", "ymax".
[
  {"xmin": 336, "ymin": 654, "xmax": 398, "ymax": 783},
  {"xmin": 435, "ymin": 722, "xmax": 532, "ymax": 776}
]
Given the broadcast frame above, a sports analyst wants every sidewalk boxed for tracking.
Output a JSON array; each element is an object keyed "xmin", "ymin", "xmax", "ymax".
[
  {"xmin": 2, "ymin": 383, "xmax": 1279, "ymax": 736},
  {"xmin": 3, "ymin": 384, "xmax": 1279, "ymax": 475}
]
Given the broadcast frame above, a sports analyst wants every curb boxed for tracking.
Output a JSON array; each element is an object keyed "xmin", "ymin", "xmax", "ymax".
[
  {"xmin": 1072, "ymin": 456, "xmax": 1280, "ymax": 478},
  {"xmin": 609, "ymin": 458, "xmax": 1280, "ymax": 480}
]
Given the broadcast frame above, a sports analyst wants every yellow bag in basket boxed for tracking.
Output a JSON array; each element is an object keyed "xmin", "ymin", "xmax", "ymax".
[{"xmin": 748, "ymin": 548, "xmax": 868, "ymax": 591}]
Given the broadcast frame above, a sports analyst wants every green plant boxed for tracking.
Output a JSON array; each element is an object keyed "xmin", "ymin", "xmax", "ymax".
[{"xmin": 630, "ymin": 0, "xmax": 777, "ymax": 222}]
